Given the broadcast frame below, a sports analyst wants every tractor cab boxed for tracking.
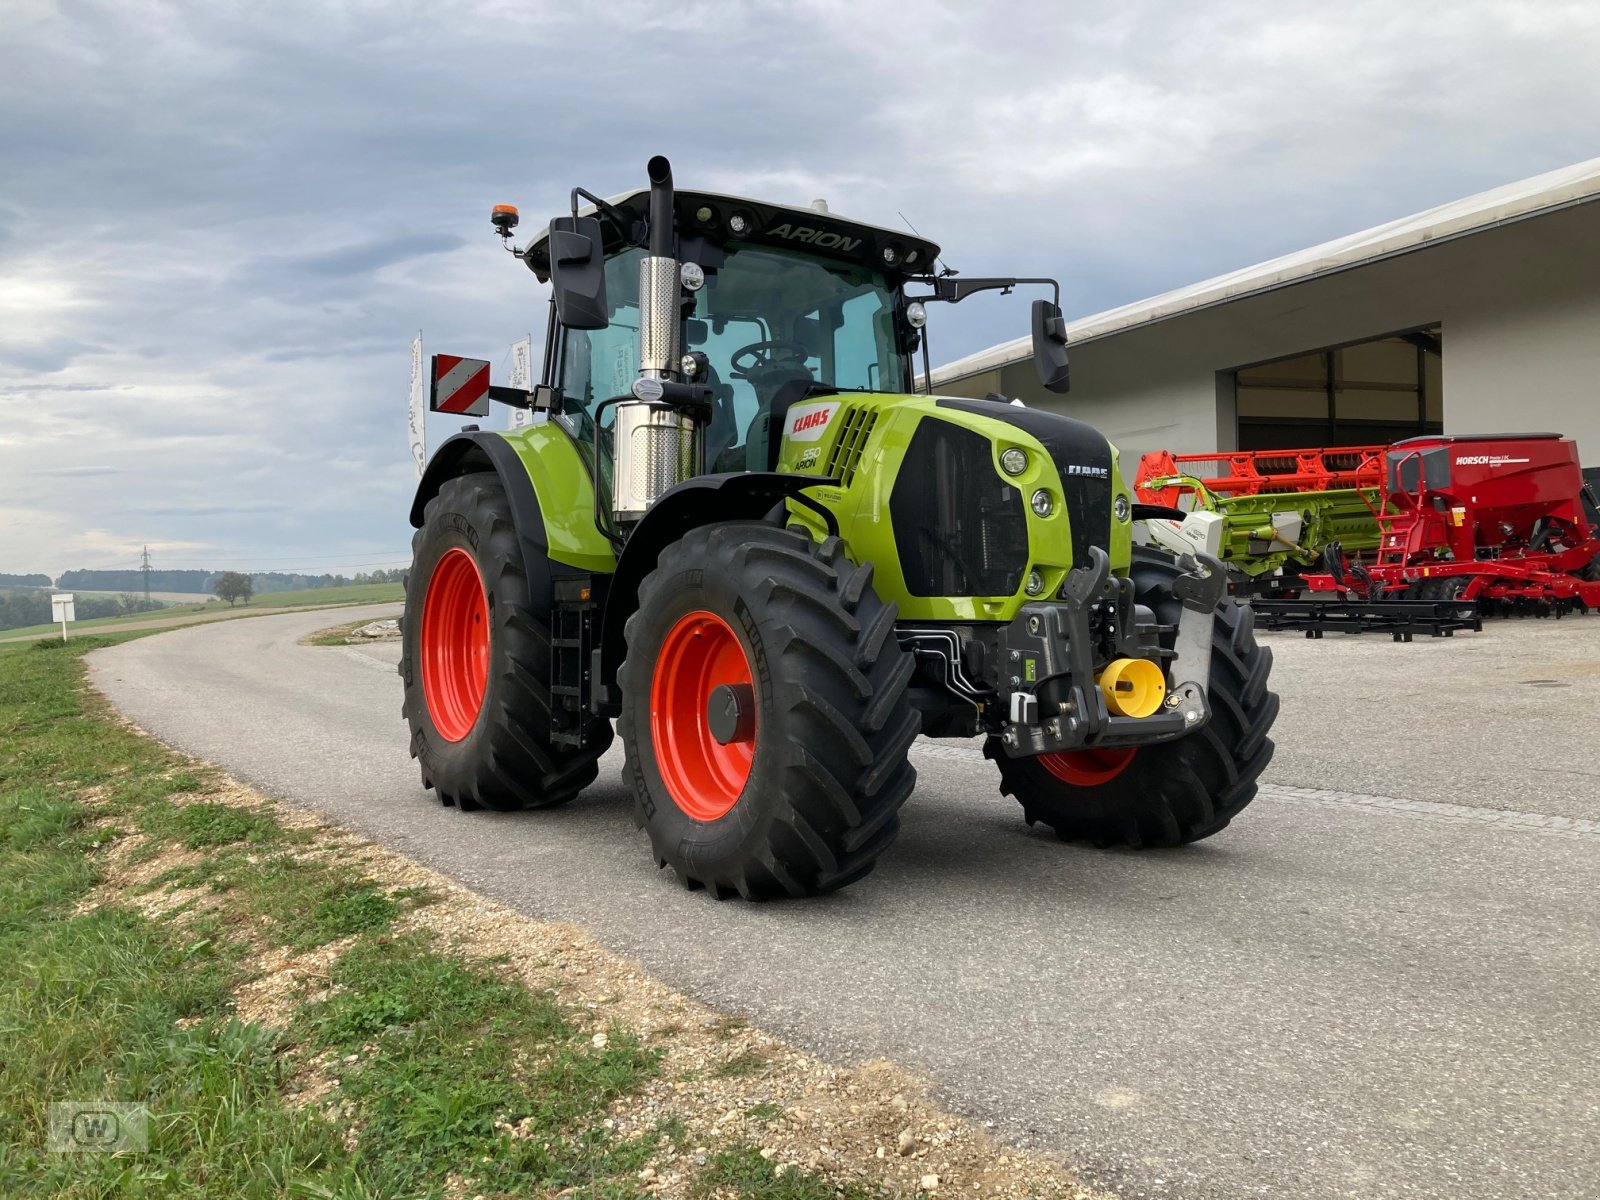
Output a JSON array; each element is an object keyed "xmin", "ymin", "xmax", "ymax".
[{"xmin": 522, "ymin": 185, "xmax": 939, "ymax": 477}]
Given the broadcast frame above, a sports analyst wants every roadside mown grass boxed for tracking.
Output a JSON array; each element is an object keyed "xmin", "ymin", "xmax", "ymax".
[
  {"xmin": 1, "ymin": 636, "xmax": 1092, "ymax": 1200},
  {"xmin": 0, "ymin": 639, "xmax": 674, "ymax": 1197}
]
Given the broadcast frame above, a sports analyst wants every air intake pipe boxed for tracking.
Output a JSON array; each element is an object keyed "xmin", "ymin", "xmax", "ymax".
[{"xmin": 613, "ymin": 155, "xmax": 700, "ymax": 524}]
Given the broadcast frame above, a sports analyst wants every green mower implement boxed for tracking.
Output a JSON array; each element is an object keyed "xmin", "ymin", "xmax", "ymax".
[
  {"xmin": 1135, "ymin": 475, "xmax": 1386, "ymax": 585},
  {"xmin": 402, "ymin": 156, "xmax": 1279, "ymax": 898}
]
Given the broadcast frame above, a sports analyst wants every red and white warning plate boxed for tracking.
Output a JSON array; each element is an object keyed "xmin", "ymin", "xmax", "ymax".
[{"xmin": 429, "ymin": 354, "xmax": 490, "ymax": 416}]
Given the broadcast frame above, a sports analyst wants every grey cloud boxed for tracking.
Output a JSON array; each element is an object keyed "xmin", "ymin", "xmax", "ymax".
[
  {"xmin": 38, "ymin": 466, "xmax": 126, "ymax": 478},
  {"xmin": 2, "ymin": 0, "xmax": 1599, "ymax": 574}
]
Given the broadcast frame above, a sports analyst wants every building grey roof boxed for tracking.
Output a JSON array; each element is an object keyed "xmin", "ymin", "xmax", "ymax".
[{"xmin": 932, "ymin": 155, "xmax": 1600, "ymax": 387}]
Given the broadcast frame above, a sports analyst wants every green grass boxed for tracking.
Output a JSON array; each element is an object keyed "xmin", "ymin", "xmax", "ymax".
[
  {"xmin": 244, "ymin": 582, "xmax": 403, "ymax": 609},
  {"xmin": 0, "ymin": 638, "xmax": 664, "ymax": 1198},
  {"xmin": 0, "ymin": 583, "xmax": 403, "ymax": 642},
  {"xmin": 711, "ymin": 1048, "xmax": 771, "ymax": 1080},
  {"xmin": 692, "ymin": 1145, "xmax": 878, "ymax": 1200},
  {"xmin": 302, "ymin": 618, "xmax": 385, "ymax": 646}
]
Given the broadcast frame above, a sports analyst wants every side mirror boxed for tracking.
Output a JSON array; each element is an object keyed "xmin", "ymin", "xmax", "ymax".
[
  {"xmin": 1031, "ymin": 299, "xmax": 1070, "ymax": 394},
  {"xmin": 548, "ymin": 215, "xmax": 609, "ymax": 331}
]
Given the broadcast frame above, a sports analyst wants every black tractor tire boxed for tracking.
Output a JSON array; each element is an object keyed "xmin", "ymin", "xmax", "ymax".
[
  {"xmin": 400, "ymin": 472, "xmax": 613, "ymax": 812},
  {"xmin": 617, "ymin": 522, "xmax": 919, "ymax": 899},
  {"xmin": 986, "ymin": 547, "xmax": 1279, "ymax": 848}
]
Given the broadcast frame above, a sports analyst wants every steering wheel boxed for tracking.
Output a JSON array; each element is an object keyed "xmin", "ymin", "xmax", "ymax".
[{"xmin": 730, "ymin": 339, "xmax": 811, "ymax": 377}]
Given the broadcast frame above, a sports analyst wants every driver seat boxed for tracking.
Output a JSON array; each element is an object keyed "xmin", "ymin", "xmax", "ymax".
[{"xmin": 744, "ymin": 376, "xmax": 818, "ymax": 472}]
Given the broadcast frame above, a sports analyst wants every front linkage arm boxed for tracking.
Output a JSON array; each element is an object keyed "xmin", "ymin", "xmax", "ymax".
[{"xmin": 997, "ymin": 547, "xmax": 1227, "ymax": 758}]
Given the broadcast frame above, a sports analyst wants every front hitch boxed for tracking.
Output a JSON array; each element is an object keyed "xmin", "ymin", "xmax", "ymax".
[{"xmin": 996, "ymin": 548, "xmax": 1226, "ymax": 758}]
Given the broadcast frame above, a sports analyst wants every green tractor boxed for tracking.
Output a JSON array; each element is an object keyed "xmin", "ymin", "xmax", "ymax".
[{"xmin": 402, "ymin": 156, "xmax": 1279, "ymax": 898}]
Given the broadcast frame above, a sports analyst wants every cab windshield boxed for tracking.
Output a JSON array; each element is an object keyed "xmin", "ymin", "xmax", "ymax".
[{"xmin": 559, "ymin": 243, "xmax": 905, "ymax": 470}]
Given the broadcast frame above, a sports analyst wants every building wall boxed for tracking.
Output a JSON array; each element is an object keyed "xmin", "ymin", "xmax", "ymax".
[{"xmin": 948, "ymin": 199, "xmax": 1600, "ymax": 465}]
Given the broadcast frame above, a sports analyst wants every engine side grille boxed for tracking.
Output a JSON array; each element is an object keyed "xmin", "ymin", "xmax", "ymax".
[
  {"xmin": 890, "ymin": 419, "xmax": 1028, "ymax": 597},
  {"xmin": 825, "ymin": 405, "xmax": 878, "ymax": 486}
]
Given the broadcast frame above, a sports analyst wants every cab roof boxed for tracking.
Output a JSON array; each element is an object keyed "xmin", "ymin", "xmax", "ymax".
[{"xmin": 522, "ymin": 188, "xmax": 940, "ymax": 285}]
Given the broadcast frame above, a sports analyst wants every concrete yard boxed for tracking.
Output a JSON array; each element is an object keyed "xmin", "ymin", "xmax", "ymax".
[{"xmin": 90, "ymin": 608, "xmax": 1600, "ymax": 1200}]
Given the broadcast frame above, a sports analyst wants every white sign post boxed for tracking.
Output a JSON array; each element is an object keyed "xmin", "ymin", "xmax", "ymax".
[
  {"xmin": 408, "ymin": 331, "xmax": 426, "ymax": 479},
  {"xmin": 51, "ymin": 593, "xmax": 75, "ymax": 643},
  {"xmin": 507, "ymin": 334, "xmax": 535, "ymax": 431}
]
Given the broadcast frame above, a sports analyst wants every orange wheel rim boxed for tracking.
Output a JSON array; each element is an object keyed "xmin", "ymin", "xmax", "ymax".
[
  {"xmin": 1038, "ymin": 746, "xmax": 1137, "ymax": 787},
  {"xmin": 650, "ymin": 610, "xmax": 755, "ymax": 821},
  {"xmin": 421, "ymin": 547, "xmax": 489, "ymax": 742}
]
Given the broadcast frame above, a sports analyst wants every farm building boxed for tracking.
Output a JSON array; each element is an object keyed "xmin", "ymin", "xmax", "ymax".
[{"xmin": 933, "ymin": 158, "xmax": 1600, "ymax": 465}]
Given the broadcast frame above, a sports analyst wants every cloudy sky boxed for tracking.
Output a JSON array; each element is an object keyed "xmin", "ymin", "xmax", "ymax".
[{"xmin": 3, "ymin": 0, "xmax": 1599, "ymax": 578}]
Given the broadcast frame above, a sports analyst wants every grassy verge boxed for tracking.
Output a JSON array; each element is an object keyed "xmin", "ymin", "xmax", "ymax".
[
  {"xmin": 0, "ymin": 640, "xmax": 668, "ymax": 1197},
  {"xmin": 301, "ymin": 617, "xmax": 398, "ymax": 647},
  {"xmin": 1, "ymin": 638, "xmax": 1097, "ymax": 1200}
]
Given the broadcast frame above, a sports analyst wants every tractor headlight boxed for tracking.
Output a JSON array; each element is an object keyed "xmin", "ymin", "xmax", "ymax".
[
  {"xmin": 1025, "ymin": 570, "xmax": 1046, "ymax": 596},
  {"xmin": 1031, "ymin": 489, "xmax": 1054, "ymax": 518},
  {"xmin": 1114, "ymin": 494, "xmax": 1131, "ymax": 522},
  {"xmin": 905, "ymin": 301, "xmax": 927, "ymax": 329},
  {"xmin": 1000, "ymin": 448, "xmax": 1029, "ymax": 476}
]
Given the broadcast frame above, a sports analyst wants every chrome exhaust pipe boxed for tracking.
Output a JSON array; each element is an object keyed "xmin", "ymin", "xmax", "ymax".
[{"xmin": 614, "ymin": 155, "xmax": 700, "ymax": 524}]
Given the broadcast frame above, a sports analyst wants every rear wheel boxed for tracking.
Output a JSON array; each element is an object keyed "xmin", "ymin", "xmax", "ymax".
[
  {"xmin": 617, "ymin": 523, "xmax": 919, "ymax": 899},
  {"xmin": 987, "ymin": 547, "xmax": 1279, "ymax": 847},
  {"xmin": 401, "ymin": 472, "xmax": 613, "ymax": 811}
]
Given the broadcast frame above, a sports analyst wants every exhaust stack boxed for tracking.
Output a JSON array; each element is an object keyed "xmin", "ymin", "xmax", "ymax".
[{"xmin": 613, "ymin": 155, "xmax": 700, "ymax": 524}]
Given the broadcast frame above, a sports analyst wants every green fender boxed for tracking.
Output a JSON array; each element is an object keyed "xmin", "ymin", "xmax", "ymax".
[{"xmin": 410, "ymin": 423, "xmax": 617, "ymax": 577}]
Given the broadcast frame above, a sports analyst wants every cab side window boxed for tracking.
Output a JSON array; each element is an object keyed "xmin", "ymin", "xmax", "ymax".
[{"xmin": 560, "ymin": 248, "xmax": 643, "ymax": 417}]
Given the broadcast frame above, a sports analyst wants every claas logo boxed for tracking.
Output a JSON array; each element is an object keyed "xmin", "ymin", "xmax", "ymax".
[{"xmin": 792, "ymin": 409, "xmax": 831, "ymax": 433}]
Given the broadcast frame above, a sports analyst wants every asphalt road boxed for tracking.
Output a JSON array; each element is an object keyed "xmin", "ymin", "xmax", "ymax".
[{"xmin": 90, "ymin": 607, "xmax": 1600, "ymax": 1200}]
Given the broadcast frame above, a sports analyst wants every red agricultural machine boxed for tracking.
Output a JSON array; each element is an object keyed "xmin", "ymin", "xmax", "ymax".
[
  {"xmin": 1305, "ymin": 432, "xmax": 1600, "ymax": 612},
  {"xmin": 1132, "ymin": 432, "xmax": 1600, "ymax": 639}
]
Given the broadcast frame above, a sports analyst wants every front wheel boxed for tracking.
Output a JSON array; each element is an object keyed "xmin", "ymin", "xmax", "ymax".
[
  {"xmin": 617, "ymin": 523, "xmax": 919, "ymax": 899},
  {"xmin": 987, "ymin": 548, "xmax": 1279, "ymax": 847}
]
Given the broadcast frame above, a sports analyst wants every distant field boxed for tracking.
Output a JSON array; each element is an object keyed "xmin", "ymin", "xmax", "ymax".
[
  {"xmin": 0, "ymin": 582, "xmax": 403, "ymax": 642},
  {"xmin": 250, "ymin": 582, "xmax": 405, "ymax": 608}
]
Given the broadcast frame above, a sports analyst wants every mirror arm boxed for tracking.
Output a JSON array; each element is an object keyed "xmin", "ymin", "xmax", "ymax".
[
  {"xmin": 905, "ymin": 276, "xmax": 1060, "ymax": 307},
  {"xmin": 571, "ymin": 187, "xmax": 646, "ymax": 248}
]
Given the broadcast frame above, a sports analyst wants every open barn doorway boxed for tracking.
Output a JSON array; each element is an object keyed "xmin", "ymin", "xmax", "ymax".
[{"xmin": 1231, "ymin": 327, "xmax": 1442, "ymax": 450}]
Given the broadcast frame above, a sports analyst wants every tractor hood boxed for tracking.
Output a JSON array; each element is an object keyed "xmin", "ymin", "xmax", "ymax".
[{"xmin": 935, "ymin": 397, "xmax": 1117, "ymax": 572}]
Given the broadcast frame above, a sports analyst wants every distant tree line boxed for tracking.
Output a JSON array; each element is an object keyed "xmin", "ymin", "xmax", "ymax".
[
  {"xmin": 49, "ymin": 567, "xmax": 406, "ymax": 595},
  {"xmin": 0, "ymin": 590, "xmax": 165, "ymax": 633},
  {"xmin": 56, "ymin": 569, "xmax": 215, "ymax": 592},
  {"xmin": 0, "ymin": 573, "xmax": 51, "ymax": 589}
]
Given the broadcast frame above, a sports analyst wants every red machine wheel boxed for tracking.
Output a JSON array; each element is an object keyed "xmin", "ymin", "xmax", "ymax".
[
  {"xmin": 1038, "ymin": 747, "xmax": 1137, "ymax": 787},
  {"xmin": 650, "ymin": 610, "xmax": 756, "ymax": 821},
  {"xmin": 420, "ymin": 548, "xmax": 490, "ymax": 742}
]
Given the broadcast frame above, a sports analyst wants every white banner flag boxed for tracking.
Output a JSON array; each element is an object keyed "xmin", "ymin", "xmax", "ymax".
[
  {"xmin": 507, "ymin": 334, "xmax": 534, "ymax": 430},
  {"xmin": 408, "ymin": 331, "xmax": 426, "ymax": 478}
]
